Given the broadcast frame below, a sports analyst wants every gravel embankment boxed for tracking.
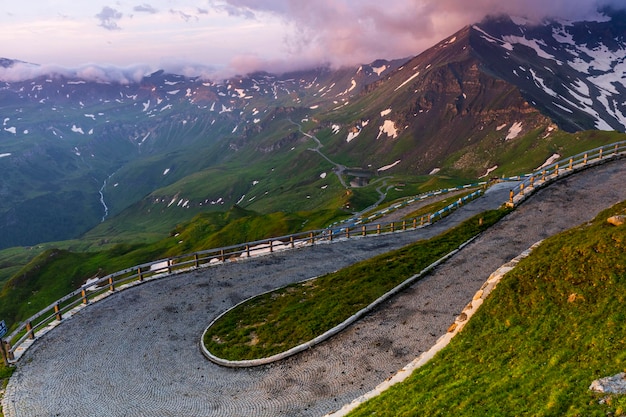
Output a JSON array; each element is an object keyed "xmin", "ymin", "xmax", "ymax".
[{"xmin": 3, "ymin": 159, "xmax": 626, "ymax": 417}]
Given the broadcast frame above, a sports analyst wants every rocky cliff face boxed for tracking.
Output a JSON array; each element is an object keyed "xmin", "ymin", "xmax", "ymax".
[
  {"xmin": 471, "ymin": 11, "xmax": 626, "ymax": 132},
  {"xmin": 322, "ymin": 25, "xmax": 551, "ymax": 176}
]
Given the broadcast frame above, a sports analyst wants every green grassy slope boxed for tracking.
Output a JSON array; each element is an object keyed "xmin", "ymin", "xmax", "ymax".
[
  {"xmin": 203, "ymin": 209, "xmax": 508, "ymax": 361},
  {"xmin": 349, "ymin": 201, "xmax": 626, "ymax": 416},
  {"xmin": 84, "ymin": 123, "xmax": 626, "ymax": 245},
  {"xmin": 0, "ymin": 206, "xmax": 345, "ymax": 331}
]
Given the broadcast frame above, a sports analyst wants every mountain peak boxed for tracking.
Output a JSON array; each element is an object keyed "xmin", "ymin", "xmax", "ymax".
[
  {"xmin": 0, "ymin": 57, "xmax": 27, "ymax": 68},
  {"xmin": 1, "ymin": 14, "xmax": 625, "ymax": 249},
  {"xmin": 470, "ymin": 13, "xmax": 626, "ymax": 131}
]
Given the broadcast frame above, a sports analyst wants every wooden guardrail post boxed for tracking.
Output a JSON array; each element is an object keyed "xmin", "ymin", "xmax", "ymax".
[
  {"xmin": 362, "ymin": 226, "xmax": 366, "ymax": 236},
  {"xmin": 402, "ymin": 220, "xmax": 407, "ymax": 231},
  {"xmin": 530, "ymin": 175, "xmax": 535, "ymax": 188},
  {"xmin": 246, "ymin": 244, "xmax": 250, "ymax": 257},
  {"xmin": 309, "ymin": 232, "xmax": 314, "ymax": 245},
  {"xmin": 584, "ymin": 153, "xmax": 588, "ymax": 165},
  {"xmin": 54, "ymin": 304, "xmax": 62, "ymax": 321},
  {"xmin": 269, "ymin": 240, "xmax": 274, "ymax": 253},
  {"xmin": 615, "ymin": 143, "xmax": 619, "ymax": 155},
  {"xmin": 569, "ymin": 158, "xmax": 573, "ymax": 170},
  {"xmin": 327, "ymin": 230, "xmax": 332, "ymax": 242},
  {"xmin": 26, "ymin": 322, "xmax": 34, "ymax": 340},
  {"xmin": 509, "ymin": 190, "xmax": 514, "ymax": 205},
  {"xmin": 220, "ymin": 249, "xmax": 225, "ymax": 261},
  {"xmin": 291, "ymin": 236, "xmax": 295, "ymax": 247},
  {"xmin": 555, "ymin": 164, "xmax": 559, "ymax": 176},
  {"xmin": 138, "ymin": 266, "xmax": 144, "ymax": 282},
  {"xmin": 4, "ymin": 340, "xmax": 14, "ymax": 361},
  {"xmin": 167, "ymin": 260, "xmax": 172, "ymax": 274},
  {"xmin": 390, "ymin": 222, "xmax": 395, "ymax": 233},
  {"xmin": 81, "ymin": 289, "xmax": 88, "ymax": 305},
  {"xmin": 377, "ymin": 224, "xmax": 381, "ymax": 234},
  {"xmin": 542, "ymin": 170, "xmax": 546, "ymax": 181},
  {"xmin": 346, "ymin": 227, "xmax": 350, "ymax": 238},
  {"xmin": 413, "ymin": 218, "xmax": 417, "ymax": 228},
  {"xmin": 599, "ymin": 148, "xmax": 603, "ymax": 160},
  {"xmin": 1, "ymin": 341, "xmax": 8, "ymax": 366},
  {"xmin": 194, "ymin": 254, "xmax": 199, "ymax": 268},
  {"xmin": 519, "ymin": 183, "xmax": 525, "ymax": 196}
]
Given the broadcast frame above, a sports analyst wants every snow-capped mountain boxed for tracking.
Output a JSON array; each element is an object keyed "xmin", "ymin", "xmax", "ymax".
[
  {"xmin": 0, "ymin": 59, "xmax": 405, "ymax": 248},
  {"xmin": 0, "ymin": 8, "xmax": 625, "ymax": 250},
  {"xmin": 472, "ymin": 9, "xmax": 626, "ymax": 131}
]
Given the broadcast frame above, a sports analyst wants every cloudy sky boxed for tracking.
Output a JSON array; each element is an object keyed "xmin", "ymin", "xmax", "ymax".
[{"xmin": 1, "ymin": 0, "xmax": 623, "ymax": 79}]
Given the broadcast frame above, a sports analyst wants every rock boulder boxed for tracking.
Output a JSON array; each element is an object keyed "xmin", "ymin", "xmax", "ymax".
[{"xmin": 590, "ymin": 372, "xmax": 626, "ymax": 394}]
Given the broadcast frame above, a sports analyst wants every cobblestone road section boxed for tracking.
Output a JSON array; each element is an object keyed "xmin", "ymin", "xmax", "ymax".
[{"xmin": 3, "ymin": 160, "xmax": 626, "ymax": 417}]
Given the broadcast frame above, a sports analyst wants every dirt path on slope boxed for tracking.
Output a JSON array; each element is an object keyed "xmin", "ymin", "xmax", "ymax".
[{"xmin": 4, "ymin": 159, "xmax": 626, "ymax": 417}]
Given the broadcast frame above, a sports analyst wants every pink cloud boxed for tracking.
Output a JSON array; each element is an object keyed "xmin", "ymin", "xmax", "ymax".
[
  {"xmin": 0, "ymin": 62, "xmax": 151, "ymax": 83},
  {"xmin": 219, "ymin": 0, "xmax": 626, "ymax": 74}
]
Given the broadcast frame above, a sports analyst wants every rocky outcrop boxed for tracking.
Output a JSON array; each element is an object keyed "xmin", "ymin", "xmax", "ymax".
[{"xmin": 590, "ymin": 373, "xmax": 626, "ymax": 394}]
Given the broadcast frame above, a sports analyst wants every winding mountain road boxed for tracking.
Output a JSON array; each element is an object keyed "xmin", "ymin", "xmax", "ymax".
[
  {"xmin": 290, "ymin": 119, "xmax": 349, "ymax": 189},
  {"xmin": 3, "ymin": 159, "xmax": 626, "ymax": 417}
]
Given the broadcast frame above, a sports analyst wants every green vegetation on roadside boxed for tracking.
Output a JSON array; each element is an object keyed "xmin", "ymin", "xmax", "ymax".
[
  {"xmin": 0, "ymin": 363, "xmax": 15, "ymax": 417},
  {"xmin": 0, "ymin": 207, "xmax": 346, "ymax": 332},
  {"xmin": 0, "ymin": 363, "xmax": 14, "ymax": 387},
  {"xmin": 348, "ymin": 201, "xmax": 626, "ymax": 416},
  {"xmin": 203, "ymin": 208, "xmax": 510, "ymax": 361},
  {"xmin": 399, "ymin": 189, "xmax": 480, "ymax": 220}
]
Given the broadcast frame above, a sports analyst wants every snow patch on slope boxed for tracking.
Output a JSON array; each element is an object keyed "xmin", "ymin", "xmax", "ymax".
[
  {"xmin": 394, "ymin": 71, "xmax": 421, "ymax": 91},
  {"xmin": 377, "ymin": 120, "xmax": 398, "ymax": 139},
  {"xmin": 505, "ymin": 122, "xmax": 523, "ymax": 140},
  {"xmin": 378, "ymin": 160, "xmax": 401, "ymax": 172},
  {"xmin": 536, "ymin": 153, "xmax": 561, "ymax": 170},
  {"xmin": 479, "ymin": 165, "xmax": 498, "ymax": 178}
]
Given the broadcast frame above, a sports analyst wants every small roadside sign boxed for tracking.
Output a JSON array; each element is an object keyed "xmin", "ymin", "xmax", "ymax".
[{"xmin": 0, "ymin": 320, "xmax": 7, "ymax": 339}]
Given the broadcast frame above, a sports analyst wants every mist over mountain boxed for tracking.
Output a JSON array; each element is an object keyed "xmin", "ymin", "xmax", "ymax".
[{"xmin": 1, "ymin": 9, "xmax": 625, "ymax": 250}]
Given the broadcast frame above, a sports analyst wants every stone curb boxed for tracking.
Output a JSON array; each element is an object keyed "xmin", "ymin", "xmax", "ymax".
[
  {"xmin": 323, "ymin": 240, "xmax": 544, "ymax": 417},
  {"xmin": 200, "ymin": 235, "xmax": 481, "ymax": 367}
]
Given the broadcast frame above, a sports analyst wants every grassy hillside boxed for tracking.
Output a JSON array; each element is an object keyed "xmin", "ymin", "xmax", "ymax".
[
  {"xmin": 0, "ymin": 206, "xmax": 345, "ymax": 332},
  {"xmin": 87, "ymin": 121, "xmax": 626, "ymax": 244},
  {"xmin": 348, "ymin": 201, "xmax": 626, "ymax": 416},
  {"xmin": 203, "ymin": 209, "xmax": 508, "ymax": 361}
]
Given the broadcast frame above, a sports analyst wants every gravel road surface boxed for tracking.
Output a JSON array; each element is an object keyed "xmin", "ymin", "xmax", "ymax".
[{"xmin": 3, "ymin": 159, "xmax": 626, "ymax": 417}]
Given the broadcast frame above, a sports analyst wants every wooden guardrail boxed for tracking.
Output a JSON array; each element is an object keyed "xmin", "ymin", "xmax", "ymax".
[
  {"xmin": 329, "ymin": 182, "xmax": 488, "ymax": 228},
  {"xmin": 7, "ymin": 138, "xmax": 624, "ymax": 364},
  {"xmin": 2, "ymin": 189, "xmax": 485, "ymax": 363},
  {"xmin": 505, "ymin": 141, "xmax": 626, "ymax": 207}
]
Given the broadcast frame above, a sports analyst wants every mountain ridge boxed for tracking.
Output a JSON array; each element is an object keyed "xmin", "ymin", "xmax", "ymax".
[{"xmin": 1, "ymin": 11, "xmax": 626, "ymax": 249}]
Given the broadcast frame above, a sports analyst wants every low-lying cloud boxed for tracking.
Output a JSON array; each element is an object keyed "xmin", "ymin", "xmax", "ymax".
[
  {"xmin": 0, "ymin": 62, "xmax": 151, "ymax": 84},
  {"xmin": 3, "ymin": 1, "xmax": 625, "ymax": 82}
]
